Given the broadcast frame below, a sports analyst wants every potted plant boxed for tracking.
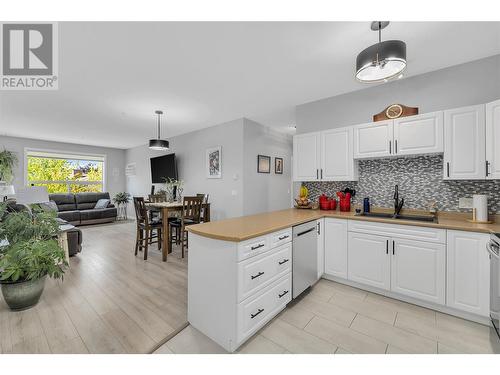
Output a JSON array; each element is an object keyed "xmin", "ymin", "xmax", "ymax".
[
  {"xmin": 0, "ymin": 149, "xmax": 18, "ymax": 182},
  {"xmin": 113, "ymin": 192, "xmax": 131, "ymax": 220},
  {"xmin": 0, "ymin": 204, "xmax": 66, "ymax": 310}
]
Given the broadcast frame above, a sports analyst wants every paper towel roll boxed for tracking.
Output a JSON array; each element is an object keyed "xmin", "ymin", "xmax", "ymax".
[{"xmin": 473, "ymin": 194, "xmax": 488, "ymax": 222}]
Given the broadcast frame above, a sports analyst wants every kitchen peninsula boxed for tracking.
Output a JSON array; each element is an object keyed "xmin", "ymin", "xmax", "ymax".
[{"xmin": 187, "ymin": 208, "xmax": 500, "ymax": 352}]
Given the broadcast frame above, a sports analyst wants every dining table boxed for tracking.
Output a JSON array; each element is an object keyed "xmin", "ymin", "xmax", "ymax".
[{"xmin": 145, "ymin": 201, "xmax": 211, "ymax": 261}]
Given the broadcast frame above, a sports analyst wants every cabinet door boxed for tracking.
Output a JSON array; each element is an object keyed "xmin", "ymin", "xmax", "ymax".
[
  {"xmin": 324, "ymin": 218, "xmax": 348, "ymax": 279},
  {"xmin": 347, "ymin": 232, "xmax": 390, "ymax": 290},
  {"xmin": 316, "ymin": 219, "xmax": 325, "ymax": 280},
  {"xmin": 293, "ymin": 133, "xmax": 320, "ymax": 181},
  {"xmin": 353, "ymin": 120, "xmax": 393, "ymax": 159},
  {"xmin": 321, "ymin": 127, "xmax": 358, "ymax": 181},
  {"xmin": 447, "ymin": 230, "xmax": 490, "ymax": 317},
  {"xmin": 444, "ymin": 105, "xmax": 486, "ymax": 180},
  {"xmin": 391, "ymin": 239, "xmax": 445, "ymax": 305},
  {"xmin": 486, "ymin": 99, "xmax": 500, "ymax": 179},
  {"xmin": 393, "ymin": 111, "xmax": 444, "ymax": 156}
]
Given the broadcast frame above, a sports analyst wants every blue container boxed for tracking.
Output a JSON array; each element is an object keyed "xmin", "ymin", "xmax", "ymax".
[{"xmin": 363, "ymin": 197, "xmax": 370, "ymax": 213}]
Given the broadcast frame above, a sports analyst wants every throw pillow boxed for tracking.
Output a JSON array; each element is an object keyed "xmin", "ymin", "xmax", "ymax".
[
  {"xmin": 40, "ymin": 200, "xmax": 58, "ymax": 212},
  {"xmin": 94, "ymin": 199, "xmax": 110, "ymax": 209}
]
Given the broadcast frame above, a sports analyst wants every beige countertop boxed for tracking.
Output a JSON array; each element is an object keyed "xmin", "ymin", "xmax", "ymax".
[{"xmin": 187, "ymin": 208, "xmax": 500, "ymax": 242}]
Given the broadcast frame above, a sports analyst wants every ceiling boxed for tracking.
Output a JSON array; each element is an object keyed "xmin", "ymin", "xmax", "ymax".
[{"xmin": 1, "ymin": 21, "xmax": 500, "ymax": 149}]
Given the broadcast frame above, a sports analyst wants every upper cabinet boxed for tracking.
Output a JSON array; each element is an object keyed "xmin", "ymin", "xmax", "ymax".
[
  {"xmin": 353, "ymin": 112, "xmax": 444, "ymax": 159},
  {"xmin": 353, "ymin": 120, "xmax": 393, "ymax": 159},
  {"xmin": 486, "ymin": 99, "xmax": 500, "ymax": 179},
  {"xmin": 393, "ymin": 111, "xmax": 444, "ymax": 156},
  {"xmin": 444, "ymin": 104, "xmax": 486, "ymax": 180},
  {"xmin": 320, "ymin": 127, "xmax": 358, "ymax": 181},
  {"xmin": 293, "ymin": 132, "xmax": 320, "ymax": 181},
  {"xmin": 293, "ymin": 127, "xmax": 357, "ymax": 182}
]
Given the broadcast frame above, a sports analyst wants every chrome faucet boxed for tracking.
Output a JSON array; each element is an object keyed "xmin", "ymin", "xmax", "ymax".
[{"xmin": 393, "ymin": 184, "xmax": 404, "ymax": 216}]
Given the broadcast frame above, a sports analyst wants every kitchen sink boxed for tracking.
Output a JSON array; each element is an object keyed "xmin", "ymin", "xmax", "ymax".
[{"xmin": 357, "ymin": 212, "xmax": 437, "ymax": 223}]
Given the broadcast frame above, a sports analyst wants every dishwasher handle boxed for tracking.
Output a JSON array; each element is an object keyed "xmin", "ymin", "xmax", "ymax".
[
  {"xmin": 295, "ymin": 227, "xmax": 315, "ymax": 237},
  {"xmin": 487, "ymin": 241, "xmax": 500, "ymax": 259}
]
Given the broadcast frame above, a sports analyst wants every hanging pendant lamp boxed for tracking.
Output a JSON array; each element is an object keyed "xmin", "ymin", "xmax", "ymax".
[
  {"xmin": 149, "ymin": 110, "xmax": 170, "ymax": 150},
  {"xmin": 356, "ymin": 21, "xmax": 407, "ymax": 83}
]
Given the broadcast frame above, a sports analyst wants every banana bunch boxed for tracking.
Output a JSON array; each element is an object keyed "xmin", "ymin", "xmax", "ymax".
[{"xmin": 299, "ymin": 185, "xmax": 309, "ymax": 199}]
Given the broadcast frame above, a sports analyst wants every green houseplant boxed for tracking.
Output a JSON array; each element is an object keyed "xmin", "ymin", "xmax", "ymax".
[
  {"xmin": 0, "ymin": 149, "xmax": 18, "ymax": 182},
  {"xmin": 0, "ymin": 204, "xmax": 66, "ymax": 310},
  {"xmin": 113, "ymin": 192, "xmax": 131, "ymax": 220}
]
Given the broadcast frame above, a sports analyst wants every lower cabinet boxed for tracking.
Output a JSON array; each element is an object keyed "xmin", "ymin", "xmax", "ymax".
[
  {"xmin": 347, "ymin": 232, "xmax": 391, "ymax": 290},
  {"xmin": 446, "ymin": 230, "xmax": 490, "ymax": 317},
  {"xmin": 324, "ymin": 218, "xmax": 348, "ymax": 279},
  {"xmin": 391, "ymin": 238, "xmax": 445, "ymax": 305}
]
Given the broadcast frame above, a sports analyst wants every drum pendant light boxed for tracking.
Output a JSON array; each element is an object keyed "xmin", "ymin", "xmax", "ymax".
[
  {"xmin": 356, "ymin": 21, "xmax": 407, "ymax": 83},
  {"xmin": 149, "ymin": 110, "xmax": 170, "ymax": 150}
]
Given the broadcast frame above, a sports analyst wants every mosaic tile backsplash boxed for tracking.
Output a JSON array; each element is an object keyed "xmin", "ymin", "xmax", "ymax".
[{"xmin": 304, "ymin": 155, "xmax": 500, "ymax": 214}]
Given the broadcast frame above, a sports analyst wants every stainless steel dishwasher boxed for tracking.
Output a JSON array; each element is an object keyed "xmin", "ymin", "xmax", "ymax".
[{"xmin": 292, "ymin": 220, "xmax": 318, "ymax": 299}]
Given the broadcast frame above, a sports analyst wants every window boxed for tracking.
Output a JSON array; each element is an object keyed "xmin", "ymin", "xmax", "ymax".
[{"xmin": 26, "ymin": 150, "xmax": 105, "ymax": 194}]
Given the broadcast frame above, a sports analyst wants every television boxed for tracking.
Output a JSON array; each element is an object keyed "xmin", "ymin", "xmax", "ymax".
[{"xmin": 150, "ymin": 153, "xmax": 178, "ymax": 183}]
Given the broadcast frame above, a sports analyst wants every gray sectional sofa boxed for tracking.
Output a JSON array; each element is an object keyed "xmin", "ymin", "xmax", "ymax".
[{"xmin": 49, "ymin": 192, "xmax": 117, "ymax": 226}]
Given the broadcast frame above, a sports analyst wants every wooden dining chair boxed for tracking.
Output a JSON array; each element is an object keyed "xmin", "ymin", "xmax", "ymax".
[
  {"xmin": 133, "ymin": 197, "xmax": 162, "ymax": 260},
  {"xmin": 169, "ymin": 196, "xmax": 203, "ymax": 258},
  {"xmin": 196, "ymin": 193, "xmax": 210, "ymax": 223}
]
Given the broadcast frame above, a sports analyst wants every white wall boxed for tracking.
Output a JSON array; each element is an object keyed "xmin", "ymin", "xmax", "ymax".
[
  {"xmin": 0, "ymin": 135, "xmax": 126, "ymax": 198},
  {"xmin": 125, "ymin": 117, "xmax": 294, "ymax": 220},
  {"xmin": 296, "ymin": 55, "xmax": 500, "ymax": 133},
  {"xmin": 242, "ymin": 119, "xmax": 293, "ymax": 215},
  {"xmin": 125, "ymin": 118, "xmax": 245, "ymax": 221}
]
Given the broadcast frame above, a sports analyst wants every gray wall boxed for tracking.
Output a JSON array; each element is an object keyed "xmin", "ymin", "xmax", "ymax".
[
  {"xmin": 126, "ymin": 118, "xmax": 245, "ymax": 221},
  {"xmin": 242, "ymin": 119, "xmax": 293, "ymax": 216},
  {"xmin": 0, "ymin": 135, "xmax": 126, "ymax": 198},
  {"xmin": 296, "ymin": 55, "xmax": 500, "ymax": 133}
]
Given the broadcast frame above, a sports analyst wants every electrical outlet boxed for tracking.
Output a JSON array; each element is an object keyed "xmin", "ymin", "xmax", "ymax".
[{"xmin": 459, "ymin": 197, "xmax": 473, "ymax": 209}]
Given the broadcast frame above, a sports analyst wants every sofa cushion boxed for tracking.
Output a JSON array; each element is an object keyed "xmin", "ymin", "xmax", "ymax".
[
  {"xmin": 49, "ymin": 194, "xmax": 77, "ymax": 212},
  {"xmin": 75, "ymin": 192, "xmax": 111, "ymax": 210},
  {"xmin": 57, "ymin": 210, "xmax": 81, "ymax": 224},
  {"xmin": 94, "ymin": 198, "xmax": 110, "ymax": 209},
  {"xmin": 80, "ymin": 207, "xmax": 117, "ymax": 221},
  {"xmin": 39, "ymin": 200, "xmax": 58, "ymax": 212}
]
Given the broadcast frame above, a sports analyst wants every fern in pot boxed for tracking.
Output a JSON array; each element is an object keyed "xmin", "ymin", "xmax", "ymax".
[{"xmin": 0, "ymin": 204, "xmax": 66, "ymax": 310}]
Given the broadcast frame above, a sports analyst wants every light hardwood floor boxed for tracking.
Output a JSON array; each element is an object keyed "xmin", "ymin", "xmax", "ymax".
[
  {"xmin": 0, "ymin": 221, "xmax": 188, "ymax": 354},
  {"xmin": 156, "ymin": 279, "xmax": 500, "ymax": 354}
]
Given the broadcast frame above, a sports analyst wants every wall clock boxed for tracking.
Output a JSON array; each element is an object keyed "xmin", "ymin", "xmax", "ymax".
[{"xmin": 373, "ymin": 104, "xmax": 419, "ymax": 122}]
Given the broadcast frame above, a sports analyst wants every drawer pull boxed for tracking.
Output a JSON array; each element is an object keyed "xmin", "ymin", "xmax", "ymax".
[
  {"xmin": 251, "ymin": 271, "xmax": 265, "ymax": 280},
  {"xmin": 278, "ymin": 259, "xmax": 289, "ymax": 265},
  {"xmin": 278, "ymin": 235, "xmax": 289, "ymax": 240},
  {"xmin": 251, "ymin": 243, "xmax": 265, "ymax": 251},
  {"xmin": 278, "ymin": 290, "xmax": 289, "ymax": 299},
  {"xmin": 250, "ymin": 308, "xmax": 264, "ymax": 319}
]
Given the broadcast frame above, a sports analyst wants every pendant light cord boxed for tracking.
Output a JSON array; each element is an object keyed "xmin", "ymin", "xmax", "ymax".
[
  {"xmin": 378, "ymin": 21, "xmax": 382, "ymax": 43},
  {"xmin": 157, "ymin": 112, "xmax": 161, "ymax": 139}
]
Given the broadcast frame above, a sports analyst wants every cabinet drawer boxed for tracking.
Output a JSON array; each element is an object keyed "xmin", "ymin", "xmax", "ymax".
[
  {"xmin": 238, "ymin": 242, "xmax": 292, "ymax": 301},
  {"xmin": 237, "ymin": 236, "xmax": 269, "ymax": 261},
  {"xmin": 268, "ymin": 228, "xmax": 292, "ymax": 249},
  {"xmin": 237, "ymin": 274, "xmax": 291, "ymax": 344},
  {"xmin": 348, "ymin": 220, "xmax": 446, "ymax": 244}
]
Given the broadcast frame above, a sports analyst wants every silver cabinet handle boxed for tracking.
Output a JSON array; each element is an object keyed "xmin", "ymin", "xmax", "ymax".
[
  {"xmin": 389, "ymin": 140, "xmax": 392, "ymax": 154},
  {"xmin": 278, "ymin": 259, "xmax": 289, "ymax": 265},
  {"xmin": 251, "ymin": 243, "xmax": 264, "ymax": 251},
  {"xmin": 395, "ymin": 139, "xmax": 398, "ymax": 154},
  {"xmin": 278, "ymin": 235, "xmax": 289, "ymax": 240},
  {"xmin": 316, "ymin": 169, "xmax": 319, "ymax": 179},
  {"xmin": 392, "ymin": 240, "xmax": 395, "ymax": 255},
  {"xmin": 486, "ymin": 161, "xmax": 490, "ymax": 177},
  {"xmin": 447, "ymin": 162, "xmax": 450, "ymax": 178},
  {"xmin": 320, "ymin": 169, "xmax": 323, "ymax": 179},
  {"xmin": 278, "ymin": 290, "xmax": 289, "ymax": 298}
]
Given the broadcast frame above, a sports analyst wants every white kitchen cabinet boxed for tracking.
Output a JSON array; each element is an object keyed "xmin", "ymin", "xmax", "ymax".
[
  {"xmin": 393, "ymin": 111, "xmax": 444, "ymax": 156},
  {"xmin": 444, "ymin": 104, "xmax": 486, "ymax": 180},
  {"xmin": 316, "ymin": 219, "xmax": 325, "ymax": 280},
  {"xmin": 486, "ymin": 99, "xmax": 500, "ymax": 179},
  {"xmin": 446, "ymin": 230, "xmax": 490, "ymax": 317},
  {"xmin": 348, "ymin": 232, "xmax": 391, "ymax": 291},
  {"xmin": 293, "ymin": 132, "xmax": 320, "ymax": 181},
  {"xmin": 391, "ymin": 238, "xmax": 445, "ymax": 305},
  {"xmin": 353, "ymin": 120, "xmax": 393, "ymax": 159},
  {"xmin": 324, "ymin": 218, "xmax": 348, "ymax": 279},
  {"xmin": 321, "ymin": 127, "xmax": 358, "ymax": 181}
]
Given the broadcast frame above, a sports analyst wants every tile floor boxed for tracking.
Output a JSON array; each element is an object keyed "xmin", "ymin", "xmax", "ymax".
[{"xmin": 154, "ymin": 278, "xmax": 500, "ymax": 354}]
